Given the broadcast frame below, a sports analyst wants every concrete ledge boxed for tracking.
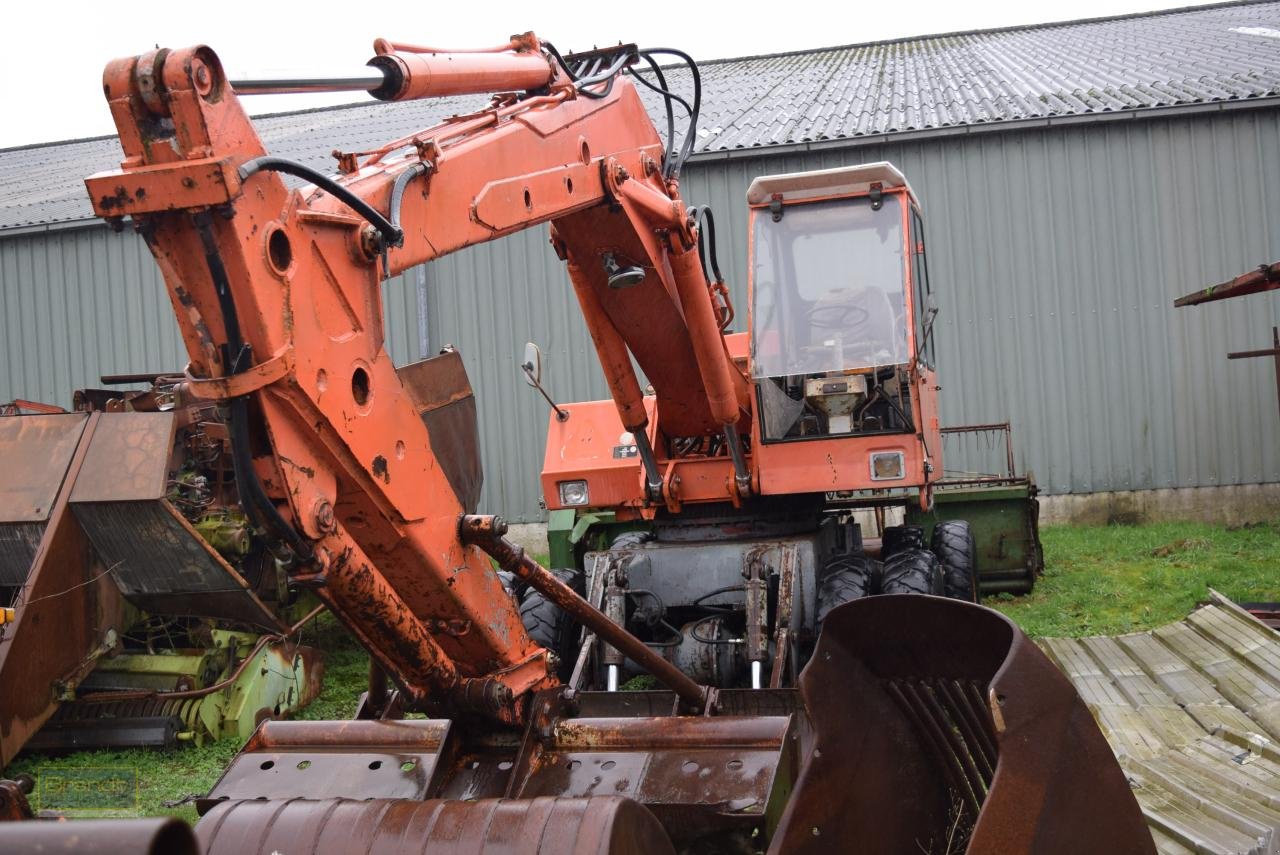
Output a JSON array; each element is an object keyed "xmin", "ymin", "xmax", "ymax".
[
  {"xmin": 504, "ymin": 522, "xmax": 550, "ymax": 558},
  {"xmin": 1038, "ymin": 484, "xmax": 1280, "ymax": 527}
]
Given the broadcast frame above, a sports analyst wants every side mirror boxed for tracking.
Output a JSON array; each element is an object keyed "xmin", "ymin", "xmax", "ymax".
[
  {"xmin": 916, "ymin": 295, "xmax": 940, "ymax": 371},
  {"xmin": 520, "ymin": 341, "xmax": 567, "ymax": 421},
  {"xmin": 924, "ymin": 294, "xmax": 939, "ymax": 333},
  {"xmin": 522, "ymin": 342, "xmax": 542, "ymax": 387}
]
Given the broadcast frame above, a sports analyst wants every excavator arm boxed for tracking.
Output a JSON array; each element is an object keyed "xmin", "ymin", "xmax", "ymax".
[
  {"xmin": 85, "ymin": 37, "xmax": 748, "ymax": 722},
  {"xmin": 19, "ymin": 34, "xmax": 1159, "ymax": 853}
]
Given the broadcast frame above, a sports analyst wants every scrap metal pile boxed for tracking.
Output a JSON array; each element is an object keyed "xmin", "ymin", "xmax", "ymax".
[{"xmin": 0, "ymin": 378, "xmax": 322, "ymax": 767}]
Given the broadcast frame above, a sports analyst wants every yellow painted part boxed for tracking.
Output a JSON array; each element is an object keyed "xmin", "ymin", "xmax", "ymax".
[{"xmin": 0, "ymin": 607, "xmax": 14, "ymax": 625}]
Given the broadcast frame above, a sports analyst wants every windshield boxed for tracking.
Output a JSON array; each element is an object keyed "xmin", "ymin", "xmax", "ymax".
[{"xmin": 750, "ymin": 194, "xmax": 907, "ymax": 378}]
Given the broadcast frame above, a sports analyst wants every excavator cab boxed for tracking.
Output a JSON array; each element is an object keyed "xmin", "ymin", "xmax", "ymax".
[{"xmin": 747, "ymin": 163, "xmax": 941, "ymax": 497}]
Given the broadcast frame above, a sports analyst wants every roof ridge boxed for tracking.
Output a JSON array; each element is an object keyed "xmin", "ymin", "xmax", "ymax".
[{"xmin": 688, "ymin": 0, "xmax": 1274, "ymax": 68}]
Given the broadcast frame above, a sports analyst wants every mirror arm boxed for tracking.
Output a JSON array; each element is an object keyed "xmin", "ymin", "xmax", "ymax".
[{"xmin": 524, "ymin": 365, "xmax": 569, "ymax": 422}]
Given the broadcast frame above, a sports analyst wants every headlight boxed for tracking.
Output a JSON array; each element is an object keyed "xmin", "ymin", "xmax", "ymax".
[
  {"xmin": 869, "ymin": 451, "xmax": 905, "ymax": 481},
  {"xmin": 557, "ymin": 480, "xmax": 590, "ymax": 506}
]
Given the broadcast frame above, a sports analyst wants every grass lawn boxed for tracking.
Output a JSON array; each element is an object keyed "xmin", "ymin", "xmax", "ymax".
[
  {"xmin": 6, "ymin": 520, "xmax": 1278, "ymax": 818},
  {"xmin": 990, "ymin": 518, "xmax": 1280, "ymax": 637}
]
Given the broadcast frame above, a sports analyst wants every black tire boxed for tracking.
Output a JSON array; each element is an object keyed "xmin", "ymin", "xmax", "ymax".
[
  {"xmin": 519, "ymin": 568, "xmax": 582, "ymax": 680},
  {"xmin": 880, "ymin": 548, "xmax": 944, "ymax": 596},
  {"xmin": 816, "ymin": 554, "xmax": 875, "ymax": 626},
  {"xmin": 881, "ymin": 525, "xmax": 925, "ymax": 561},
  {"xmin": 498, "ymin": 570, "xmax": 524, "ymax": 600},
  {"xmin": 932, "ymin": 520, "xmax": 979, "ymax": 602}
]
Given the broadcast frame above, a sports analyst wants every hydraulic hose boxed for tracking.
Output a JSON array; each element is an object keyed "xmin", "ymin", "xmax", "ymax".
[
  {"xmin": 193, "ymin": 212, "xmax": 313, "ymax": 560},
  {"xmin": 238, "ymin": 156, "xmax": 404, "ymax": 247}
]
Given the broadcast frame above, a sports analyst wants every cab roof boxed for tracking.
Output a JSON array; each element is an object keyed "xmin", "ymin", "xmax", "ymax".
[{"xmin": 745, "ymin": 161, "xmax": 920, "ymax": 210}]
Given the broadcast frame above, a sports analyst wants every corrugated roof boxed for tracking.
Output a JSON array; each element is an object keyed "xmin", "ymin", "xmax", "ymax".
[
  {"xmin": 3, "ymin": 0, "xmax": 1279, "ymax": 232},
  {"xmin": 1041, "ymin": 592, "xmax": 1280, "ymax": 854}
]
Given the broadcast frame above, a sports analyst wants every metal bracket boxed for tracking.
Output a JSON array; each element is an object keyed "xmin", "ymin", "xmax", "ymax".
[{"xmin": 184, "ymin": 349, "xmax": 295, "ymax": 401}]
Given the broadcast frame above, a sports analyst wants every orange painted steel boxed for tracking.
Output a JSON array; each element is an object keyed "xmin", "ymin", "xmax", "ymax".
[
  {"xmin": 367, "ymin": 33, "xmax": 556, "ymax": 102},
  {"xmin": 542, "ymin": 186, "xmax": 944, "ymax": 514},
  {"xmin": 86, "ymin": 39, "xmax": 748, "ymax": 723}
]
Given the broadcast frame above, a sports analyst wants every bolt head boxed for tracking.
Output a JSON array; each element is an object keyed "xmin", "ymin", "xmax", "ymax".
[
  {"xmin": 192, "ymin": 61, "xmax": 213, "ymax": 96},
  {"xmin": 313, "ymin": 500, "xmax": 336, "ymax": 533}
]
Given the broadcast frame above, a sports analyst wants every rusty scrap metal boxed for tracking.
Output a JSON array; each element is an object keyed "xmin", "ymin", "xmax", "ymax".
[
  {"xmin": 460, "ymin": 514, "xmax": 712, "ymax": 711},
  {"xmin": 197, "ymin": 796, "xmax": 674, "ymax": 855},
  {"xmin": 0, "ymin": 817, "xmax": 198, "ymax": 853},
  {"xmin": 1228, "ymin": 325, "xmax": 1280, "ymax": 423},
  {"xmin": 0, "ymin": 412, "xmax": 127, "ymax": 769},
  {"xmin": 0, "ymin": 400, "xmax": 68, "ymax": 416},
  {"xmin": 1174, "ymin": 260, "xmax": 1280, "ymax": 306},
  {"xmin": 1176, "ymin": 263, "xmax": 1280, "ymax": 426},
  {"xmin": 0, "ymin": 777, "xmax": 33, "ymax": 821},
  {"xmin": 767, "ymin": 594, "xmax": 1155, "ymax": 854}
]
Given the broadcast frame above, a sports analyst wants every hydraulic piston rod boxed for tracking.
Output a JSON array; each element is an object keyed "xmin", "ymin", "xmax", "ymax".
[
  {"xmin": 229, "ymin": 70, "xmax": 386, "ymax": 95},
  {"xmin": 459, "ymin": 515, "xmax": 712, "ymax": 711}
]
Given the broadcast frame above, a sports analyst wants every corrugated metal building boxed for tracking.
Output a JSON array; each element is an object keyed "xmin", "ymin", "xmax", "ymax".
[{"xmin": 3, "ymin": 2, "xmax": 1279, "ymax": 522}]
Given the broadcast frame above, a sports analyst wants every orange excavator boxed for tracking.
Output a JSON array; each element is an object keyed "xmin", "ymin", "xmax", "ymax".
[{"xmin": 0, "ymin": 35, "xmax": 1150, "ymax": 853}]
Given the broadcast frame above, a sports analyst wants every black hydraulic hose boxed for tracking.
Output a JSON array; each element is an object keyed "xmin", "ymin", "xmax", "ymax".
[
  {"xmin": 627, "ymin": 56, "xmax": 678, "ymax": 174},
  {"xmin": 388, "ymin": 161, "xmax": 429, "ymax": 237},
  {"xmin": 239, "ymin": 156, "xmax": 404, "ymax": 248},
  {"xmin": 193, "ymin": 213, "xmax": 313, "ymax": 560},
  {"xmin": 689, "ymin": 205, "xmax": 724, "ymax": 285},
  {"xmin": 542, "ymin": 42, "xmax": 579, "ymax": 81},
  {"xmin": 639, "ymin": 48, "xmax": 701, "ymax": 177}
]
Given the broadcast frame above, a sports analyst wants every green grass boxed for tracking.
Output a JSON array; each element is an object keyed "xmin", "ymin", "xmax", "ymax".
[
  {"xmin": 6, "ymin": 523, "xmax": 1278, "ymax": 818},
  {"xmin": 989, "ymin": 519, "xmax": 1280, "ymax": 637},
  {"xmin": 6, "ymin": 612, "xmax": 372, "ymax": 823}
]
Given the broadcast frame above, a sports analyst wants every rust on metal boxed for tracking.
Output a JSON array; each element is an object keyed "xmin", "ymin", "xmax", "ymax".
[
  {"xmin": 0, "ymin": 817, "xmax": 198, "ymax": 853},
  {"xmin": 0, "ymin": 400, "xmax": 68, "ymax": 416},
  {"xmin": 202, "ymin": 720, "xmax": 454, "ymax": 809},
  {"xmin": 767, "ymin": 594, "xmax": 1155, "ymax": 854},
  {"xmin": 183, "ymin": 348, "xmax": 295, "ymax": 401},
  {"xmin": 461, "ymin": 515, "xmax": 712, "ymax": 711},
  {"xmin": 514, "ymin": 715, "xmax": 796, "ymax": 848},
  {"xmin": 1174, "ymin": 260, "xmax": 1280, "ymax": 307},
  {"xmin": 0, "ymin": 413, "xmax": 87, "ymax": 524},
  {"xmin": 197, "ymin": 796, "xmax": 674, "ymax": 855},
  {"xmin": 396, "ymin": 350, "xmax": 483, "ymax": 514},
  {"xmin": 0, "ymin": 777, "xmax": 33, "ymax": 821},
  {"xmin": 0, "ymin": 412, "xmax": 127, "ymax": 769}
]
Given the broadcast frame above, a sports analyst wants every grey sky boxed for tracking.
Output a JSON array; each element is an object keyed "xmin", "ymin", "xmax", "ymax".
[{"xmin": 0, "ymin": 0, "xmax": 1226, "ymax": 149}]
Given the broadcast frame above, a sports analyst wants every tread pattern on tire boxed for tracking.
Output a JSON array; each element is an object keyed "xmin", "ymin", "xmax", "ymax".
[
  {"xmin": 880, "ymin": 548, "xmax": 943, "ymax": 596},
  {"xmin": 817, "ymin": 554, "xmax": 875, "ymax": 625},
  {"xmin": 881, "ymin": 525, "xmax": 925, "ymax": 561},
  {"xmin": 519, "ymin": 568, "xmax": 582, "ymax": 678},
  {"xmin": 932, "ymin": 520, "xmax": 978, "ymax": 602}
]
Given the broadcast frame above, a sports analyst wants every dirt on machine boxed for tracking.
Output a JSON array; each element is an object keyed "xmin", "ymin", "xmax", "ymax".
[
  {"xmin": 0, "ymin": 33, "xmax": 1151, "ymax": 852},
  {"xmin": 0, "ymin": 380, "xmax": 323, "ymax": 768}
]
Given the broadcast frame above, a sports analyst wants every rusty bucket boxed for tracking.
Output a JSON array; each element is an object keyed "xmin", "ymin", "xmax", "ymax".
[{"xmin": 769, "ymin": 594, "xmax": 1154, "ymax": 854}]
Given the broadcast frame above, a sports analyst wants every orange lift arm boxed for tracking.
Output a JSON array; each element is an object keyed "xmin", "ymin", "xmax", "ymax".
[{"xmin": 86, "ymin": 36, "xmax": 747, "ymax": 721}]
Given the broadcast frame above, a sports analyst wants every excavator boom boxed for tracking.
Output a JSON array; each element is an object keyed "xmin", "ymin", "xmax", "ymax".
[{"xmin": 0, "ymin": 34, "xmax": 1155, "ymax": 853}]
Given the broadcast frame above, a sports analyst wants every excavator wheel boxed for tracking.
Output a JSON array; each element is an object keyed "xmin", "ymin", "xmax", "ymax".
[
  {"xmin": 880, "ymin": 548, "xmax": 943, "ymax": 596},
  {"xmin": 932, "ymin": 519, "xmax": 979, "ymax": 602},
  {"xmin": 816, "ymin": 554, "xmax": 875, "ymax": 625},
  {"xmin": 196, "ymin": 795, "xmax": 675, "ymax": 855},
  {"xmin": 880, "ymin": 524, "xmax": 925, "ymax": 560},
  {"xmin": 519, "ymin": 568, "xmax": 582, "ymax": 680}
]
